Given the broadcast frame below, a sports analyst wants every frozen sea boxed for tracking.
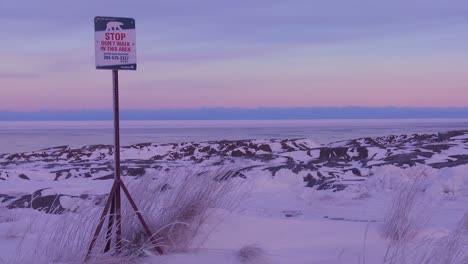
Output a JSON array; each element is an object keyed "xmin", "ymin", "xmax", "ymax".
[{"xmin": 1, "ymin": 119, "xmax": 467, "ymax": 154}]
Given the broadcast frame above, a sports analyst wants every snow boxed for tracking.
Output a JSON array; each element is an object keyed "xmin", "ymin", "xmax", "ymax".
[
  {"xmin": 0, "ymin": 176, "xmax": 113, "ymax": 196},
  {"xmin": 1, "ymin": 165, "xmax": 467, "ymax": 264},
  {"xmin": 137, "ymin": 164, "xmax": 467, "ymax": 264},
  {"xmin": 0, "ymin": 133, "xmax": 467, "ymax": 263},
  {"xmin": 185, "ymin": 209, "xmax": 383, "ymax": 264},
  {"xmin": 452, "ymin": 134, "xmax": 468, "ymax": 140},
  {"xmin": 359, "ymin": 165, "xmax": 468, "ymax": 200}
]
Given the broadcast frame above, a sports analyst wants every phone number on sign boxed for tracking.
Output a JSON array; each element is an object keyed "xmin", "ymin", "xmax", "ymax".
[{"xmin": 104, "ymin": 55, "xmax": 129, "ymax": 61}]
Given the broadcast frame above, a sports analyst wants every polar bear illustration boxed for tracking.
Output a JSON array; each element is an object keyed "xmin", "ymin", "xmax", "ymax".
[{"xmin": 106, "ymin": 21, "xmax": 123, "ymax": 31}]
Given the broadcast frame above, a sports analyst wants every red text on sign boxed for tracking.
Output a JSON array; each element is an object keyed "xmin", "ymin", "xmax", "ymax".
[{"xmin": 105, "ymin": 33, "xmax": 126, "ymax": 41}]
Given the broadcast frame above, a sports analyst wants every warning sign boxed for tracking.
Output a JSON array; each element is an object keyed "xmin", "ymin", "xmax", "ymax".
[{"xmin": 94, "ymin": 16, "xmax": 136, "ymax": 70}]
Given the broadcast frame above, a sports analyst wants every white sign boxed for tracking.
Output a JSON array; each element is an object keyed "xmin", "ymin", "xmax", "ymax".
[{"xmin": 94, "ymin": 16, "xmax": 136, "ymax": 70}]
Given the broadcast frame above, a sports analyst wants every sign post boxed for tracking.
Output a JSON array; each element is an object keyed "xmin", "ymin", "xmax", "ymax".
[{"xmin": 86, "ymin": 17, "xmax": 162, "ymax": 261}]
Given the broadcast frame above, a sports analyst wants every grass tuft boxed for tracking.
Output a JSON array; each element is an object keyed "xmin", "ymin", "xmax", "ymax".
[
  {"xmin": 8, "ymin": 168, "xmax": 247, "ymax": 263},
  {"xmin": 236, "ymin": 244, "xmax": 270, "ymax": 264}
]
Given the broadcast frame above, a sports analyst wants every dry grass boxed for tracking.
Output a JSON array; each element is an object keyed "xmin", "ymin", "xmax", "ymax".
[
  {"xmin": 380, "ymin": 169, "xmax": 431, "ymax": 264},
  {"xmin": 378, "ymin": 169, "xmax": 467, "ymax": 264},
  {"xmin": 120, "ymin": 168, "xmax": 249, "ymax": 254},
  {"xmin": 0, "ymin": 206, "xmax": 17, "ymax": 223},
  {"xmin": 7, "ymin": 168, "xmax": 248, "ymax": 263},
  {"xmin": 412, "ymin": 212, "xmax": 468, "ymax": 264},
  {"xmin": 380, "ymin": 169, "xmax": 430, "ymax": 242},
  {"xmin": 8, "ymin": 205, "xmax": 119, "ymax": 264}
]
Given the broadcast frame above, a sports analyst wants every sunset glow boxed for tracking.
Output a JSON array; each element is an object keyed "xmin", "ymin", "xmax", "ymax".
[{"xmin": 1, "ymin": 1, "xmax": 468, "ymax": 110}]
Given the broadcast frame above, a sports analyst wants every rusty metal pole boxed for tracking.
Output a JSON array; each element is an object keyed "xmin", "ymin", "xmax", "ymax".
[
  {"xmin": 86, "ymin": 69, "xmax": 163, "ymax": 262},
  {"xmin": 112, "ymin": 69, "xmax": 123, "ymax": 252}
]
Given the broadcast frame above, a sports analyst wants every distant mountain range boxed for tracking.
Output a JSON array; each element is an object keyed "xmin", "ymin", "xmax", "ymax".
[{"xmin": 1, "ymin": 107, "xmax": 468, "ymax": 121}]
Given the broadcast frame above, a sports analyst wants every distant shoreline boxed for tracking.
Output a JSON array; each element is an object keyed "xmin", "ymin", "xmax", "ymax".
[
  {"xmin": 1, "ymin": 117, "xmax": 468, "ymax": 122},
  {"xmin": 1, "ymin": 119, "xmax": 467, "ymax": 154},
  {"xmin": 1, "ymin": 107, "xmax": 468, "ymax": 121}
]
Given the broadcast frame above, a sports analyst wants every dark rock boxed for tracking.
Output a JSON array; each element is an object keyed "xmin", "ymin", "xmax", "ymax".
[
  {"xmin": 355, "ymin": 147, "xmax": 369, "ymax": 160},
  {"xmin": 18, "ymin": 174, "xmax": 30, "ymax": 180},
  {"xmin": 0, "ymin": 194, "xmax": 15, "ymax": 203},
  {"xmin": 421, "ymin": 144, "xmax": 453, "ymax": 153},
  {"xmin": 180, "ymin": 145, "xmax": 196, "ymax": 156},
  {"xmin": 410, "ymin": 133, "xmax": 436, "ymax": 142},
  {"xmin": 351, "ymin": 168, "xmax": 361, "ymax": 176},
  {"xmin": 123, "ymin": 167, "xmax": 145, "ymax": 177},
  {"xmin": 1, "ymin": 130, "xmax": 467, "ymax": 196},
  {"xmin": 150, "ymin": 155, "xmax": 164, "ymax": 160},
  {"xmin": 231, "ymin": 150, "xmax": 245, "ymax": 157},
  {"xmin": 257, "ymin": 144, "xmax": 273, "ymax": 153},
  {"xmin": 303, "ymin": 174, "xmax": 346, "ymax": 191},
  {"xmin": 280, "ymin": 141, "xmax": 296, "ymax": 152},
  {"xmin": 0, "ymin": 171, "xmax": 8, "ymax": 180},
  {"xmin": 438, "ymin": 130, "xmax": 467, "ymax": 141},
  {"xmin": 131, "ymin": 143, "xmax": 152, "ymax": 149},
  {"xmin": 319, "ymin": 147, "xmax": 350, "ymax": 161},
  {"xmin": 430, "ymin": 155, "xmax": 468, "ymax": 168},
  {"xmin": 7, "ymin": 188, "xmax": 78, "ymax": 214},
  {"xmin": 94, "ymin": 173, "xmax": 114, "ymax": 180},
  {"xmin": 199, "ymin": 146, "xmax": 211, "ymax": 153},
  {"xmin": 384, "ymin": 152, "xmax": 433, "ymax": 166},
  {"xmin": 283, "ymin": 210, "xmax": 303, "ymax": 218}
]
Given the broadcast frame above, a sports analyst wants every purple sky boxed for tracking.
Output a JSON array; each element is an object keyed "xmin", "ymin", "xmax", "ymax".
[{"xmin": 1, "ymin": 0, "xmax": 468, "ymax": 110}]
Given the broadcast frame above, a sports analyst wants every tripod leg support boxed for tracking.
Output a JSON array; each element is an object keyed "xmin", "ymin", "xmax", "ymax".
[
  {"xmin": 120, "ymin": 181, "xmax": 164, "ymax": 255},
  {"xmin": 85, "ymin": 181, "xmax": 118, "ymax": 262}
]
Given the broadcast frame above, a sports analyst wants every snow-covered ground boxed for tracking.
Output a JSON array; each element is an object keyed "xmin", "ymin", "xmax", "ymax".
[{"xmin": 0, "ymin": 130, "xmax": 467, "ymax": 263}]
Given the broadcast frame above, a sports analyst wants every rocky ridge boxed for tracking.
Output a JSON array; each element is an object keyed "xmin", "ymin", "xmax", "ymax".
[{"xmin": 1, "ymin": 130, "xmax": 467, "ymax": 213}]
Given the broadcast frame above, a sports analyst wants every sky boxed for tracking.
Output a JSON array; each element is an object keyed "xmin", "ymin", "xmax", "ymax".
[{"xmin": 1, "ymin": 0, "xmax": 468, "ymax": 111}]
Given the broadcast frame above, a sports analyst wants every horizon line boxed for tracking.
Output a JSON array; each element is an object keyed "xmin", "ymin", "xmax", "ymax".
[{"xmin": 1, "ymin": 107, "xmax": 468, "ymax": 121}]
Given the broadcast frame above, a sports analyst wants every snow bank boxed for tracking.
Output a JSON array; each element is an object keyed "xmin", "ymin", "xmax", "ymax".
[{"xmin": 357, "ymin": 165, "xmax": 468, "ymax": 200}]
